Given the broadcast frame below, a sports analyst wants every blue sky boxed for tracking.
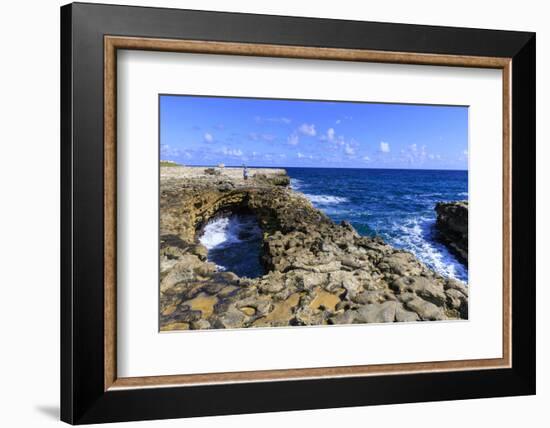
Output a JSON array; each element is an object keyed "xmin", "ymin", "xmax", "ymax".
[{"xmin": 160, "ymin": 95, "xmax": 468, "ymax": 170}]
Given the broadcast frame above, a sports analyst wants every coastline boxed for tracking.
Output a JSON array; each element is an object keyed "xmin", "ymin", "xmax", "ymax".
[{"xmin": 160, "ymin": 166, "xmax": 468, "ymax": 331}]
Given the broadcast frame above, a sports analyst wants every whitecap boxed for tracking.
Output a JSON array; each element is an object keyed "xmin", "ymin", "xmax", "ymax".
[
  {"xmin": 290, "ymin": 178, "xmax": 305, "ymax": 191},
  {"xmin": 390, "ymin": 216, "xmax": 468, "ymax": 282},
  {"xmin": 304, "ymin": 194, "xmax": 348, "ymax": 205},
  {"xmin": 199, "ymin": 217, "xmax": 238, "ymax": 249},
  {"xmin": 199, "ymin": 215, "xmax": 261, "ymax": 250}
]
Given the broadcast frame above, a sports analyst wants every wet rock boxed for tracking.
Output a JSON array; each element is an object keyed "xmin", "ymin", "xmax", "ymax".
[{"xmin": 435, "ymin": 201, "xmax": 468, "ymax": 264}]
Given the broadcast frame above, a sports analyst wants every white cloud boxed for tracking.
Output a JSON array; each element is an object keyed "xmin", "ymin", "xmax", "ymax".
[
  {"xmin": 458, "ymin": 148, "xmax": 469, "ymax": 162},
  {"xmin": 203, "ymin": 133, "xmax": 214, "ymax": 143},
  {"xmin": 249, "ymin": 132, "xmax": 276, "ymax": 142},
  {"xmin": 400, "ymin": 144, "xmax": 429, "ymax": 165},
  {"xmin": 344, "ymin": 144, "xmax": 356, "ymax": 156},
  {"xmin": 298, "ymin": 123, "xmax": 317, "ymax": 136},
  {"xmin": 255, "ymin": 116, "xmax": 291, "ymax": 124},
  {"xmin": 321, "ymin": 128, "xmax": 346, "ymax": 147},
  {"xmin": 287, "ymin": 133, "xmax": 299, "ymax": 146},
  {"xmin": 221, "ymin": 147, "xmax": 243, "ymax": 157},
  {"xmin": 335, "ymin": 119, "xmax": 341, "ymax": 125},
  {"xmin": 160, "ymin": 144, "xmax": 175, "ymax": 156},
  {"xmin": 363, "ymin": 155, "xmax": 371, "ymax": 162},
  {"xmin": 161, "ymin": 144, "xmax": 191, "ymax": 159},
  {"xmin": 379, "ymin": 141, "xmax": 390, "ymax": 153},
  {"xmin": 297, "ymin": 152, "xmax": 313, "ymax": 159}
]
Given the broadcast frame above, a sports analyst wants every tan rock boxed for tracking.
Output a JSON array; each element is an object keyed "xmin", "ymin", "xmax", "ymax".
[
  {"xmin": 405, "ymin": 297, "xmax": 446, "ymax": 321},
  {"xmin": 239, "ymin": 306, "xmax": 256, "ymax": 316},
  {"xmin": 182, "ymin": 293, "xmax": 218, "ymax": 318},
  {"xmin": 308, "ymin": 288, "xmax": 341, "ymax": 312},
  {"xmin": 161, "ymin": 322, "xmax": 190, "ymax": 331},
  {"xmin": 253, "ymin": 293, "xmax": 302, "ymax": 327},
  {"xmin": 395, "ymin": 303, "xmax": 421, "ymax": 322},
  {"xmin": 159, "ymin": 166, "xmax": 468, "ymax": 331},
  {"xmin": 356, "ymin": 301, "xmax": 397, "ymax": 323}
]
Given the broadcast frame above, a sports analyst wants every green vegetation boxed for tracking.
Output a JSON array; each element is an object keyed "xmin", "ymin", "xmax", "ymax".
[{"xmin": 160, "ymin": 160, "xmax": 182, "ymax": 167}]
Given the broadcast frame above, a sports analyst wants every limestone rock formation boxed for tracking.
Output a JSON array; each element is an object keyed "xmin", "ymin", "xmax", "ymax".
[
  {"xmin": 160, "ymin": 167, "xmax": 468, "ymax": 331},
  {"xmin": 435, "ymin": 201, "xmax": 468, "ymax": 264}
]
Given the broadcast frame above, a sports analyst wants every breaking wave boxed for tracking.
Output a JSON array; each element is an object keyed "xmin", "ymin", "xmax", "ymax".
[
  {"xmin": 303, "ymin": 194, "xmax": 349, "ymax": 205},
  {"xmin": 389, "ymin": 216, "xmax": 468, "ymax": 282},
  {"xmin": 199, "ymin": 214, "xmax": 264, "ymax": 278}
]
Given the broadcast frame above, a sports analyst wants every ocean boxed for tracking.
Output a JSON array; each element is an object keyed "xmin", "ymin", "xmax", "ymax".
[{"xmin": 199, "ymin": 168, "xmax": 468, "ymax": 282}]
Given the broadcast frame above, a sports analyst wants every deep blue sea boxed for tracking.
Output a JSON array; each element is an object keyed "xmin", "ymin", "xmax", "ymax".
[
  {"xmin": 199, "ymin": 167, "xmax": 468, "ymax": 282},
  {"xmin": 287, "ymin": 167, "xmax": 468, "ymax": 282}
]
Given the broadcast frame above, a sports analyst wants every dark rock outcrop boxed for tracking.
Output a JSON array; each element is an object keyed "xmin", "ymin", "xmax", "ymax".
[
  {"xmin": 160, "ymin": 167, "xmax": 468, "ymax": 331},
  {"xmin": 435, "ymin": 201, "xmax": 468, "ymax": 264}
]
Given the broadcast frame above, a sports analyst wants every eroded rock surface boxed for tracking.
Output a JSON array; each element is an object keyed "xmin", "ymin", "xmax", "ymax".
[
  {"xmin": 160, "ymin": 167, "xmax": 468, "ymax": 330},
  {"xmin": 435, "ymin": 201, "xmax": 468, "ymax": 264}
]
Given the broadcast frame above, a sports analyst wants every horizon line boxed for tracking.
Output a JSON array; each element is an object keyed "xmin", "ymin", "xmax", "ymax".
[{"xmin": 161, "ymin": 162, "xmax": 468, "ymax": 172}]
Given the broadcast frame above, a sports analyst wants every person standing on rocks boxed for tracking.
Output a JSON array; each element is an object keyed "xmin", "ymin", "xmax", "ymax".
[{"xmin": 243, "ymin": 165, "xmax": 249, "ymax": 181}]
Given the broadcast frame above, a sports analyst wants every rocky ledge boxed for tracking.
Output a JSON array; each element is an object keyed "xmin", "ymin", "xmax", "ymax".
[
  {"xmin": 160, "ymin": 166, "xmax": 468, "ymax": 331},
  {"xmin": 435, "ymin": 201, "xmax": 468, "ymax": 264}
]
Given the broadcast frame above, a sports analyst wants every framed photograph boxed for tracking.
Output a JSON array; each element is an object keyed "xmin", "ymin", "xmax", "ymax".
[{"xmin": 61, "ymin": 2, "xmax": 535, "ymax": 424}]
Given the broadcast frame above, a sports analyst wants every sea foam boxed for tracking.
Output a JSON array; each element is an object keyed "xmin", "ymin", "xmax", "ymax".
[
  {"xmin": 199, "ymin": 214, "xmax": 263, "ymax": 276},
  {"xmin": 290, "ymin": 178, "xmax": 305, "ymax": 191},
  {"xmin": 391, "ymin": 216, "xmax": 468, "ymax": 282},
  {"xmin": 304, "ymin": 194, "xmax": 348, "ymax": 205},
  {"xmin": 199, "ymin": 217, "xmax": 238, "ymax": 249}
]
